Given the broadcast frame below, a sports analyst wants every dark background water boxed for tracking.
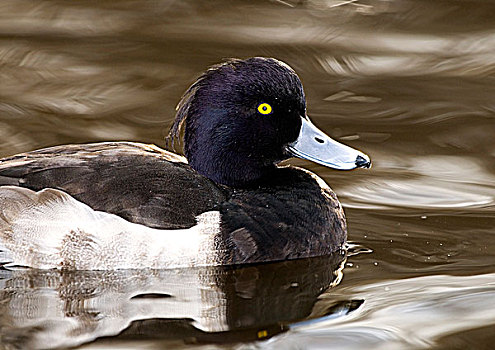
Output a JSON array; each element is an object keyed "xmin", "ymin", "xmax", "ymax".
[{"xmin": 1, "ymin": 0, "xmax": 495, "ymax": 349}]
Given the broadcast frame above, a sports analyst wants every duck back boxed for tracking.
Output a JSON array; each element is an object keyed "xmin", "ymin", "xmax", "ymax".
[{"xmin": 0, "ymin": 142, "xmax": 228, "ymax": 229}]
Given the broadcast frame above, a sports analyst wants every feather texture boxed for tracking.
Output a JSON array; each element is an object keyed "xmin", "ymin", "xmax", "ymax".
[{"xmin": 0, "ymin": 186, "xmax": 221, "ymax": 269}]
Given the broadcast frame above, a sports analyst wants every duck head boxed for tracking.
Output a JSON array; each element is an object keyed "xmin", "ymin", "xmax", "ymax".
[{"xmin": 169, "ymin": 57, "xmax": 370, "ymax": 187}]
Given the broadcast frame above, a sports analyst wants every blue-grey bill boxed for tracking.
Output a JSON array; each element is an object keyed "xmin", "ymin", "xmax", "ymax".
[{"xmin": 286, "ymin": 117, "xmax": 371, "ymax": 170}]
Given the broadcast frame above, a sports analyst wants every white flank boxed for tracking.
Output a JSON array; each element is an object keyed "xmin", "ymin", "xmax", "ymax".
[{"xmin": 0, "ymin": 186, "xmax": 221, "ymax": 270}]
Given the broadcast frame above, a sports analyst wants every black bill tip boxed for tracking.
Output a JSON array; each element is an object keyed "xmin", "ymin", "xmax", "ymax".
[{"xmin": 356, "ymin": 155, "xmax": 371, "ymax": 169}]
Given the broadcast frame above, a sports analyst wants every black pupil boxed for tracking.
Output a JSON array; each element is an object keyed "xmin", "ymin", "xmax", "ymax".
[{"xmin": 263, "ymin": 106, "xmax": 267, "ymax": 110}]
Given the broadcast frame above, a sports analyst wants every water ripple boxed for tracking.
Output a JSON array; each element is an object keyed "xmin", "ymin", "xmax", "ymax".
[
  {"xmin": 340, "ymin": 155, "xmax": 495, "ymax": 211},
  {"xmin": 259, "ymin": 273, "xmax": 495, "ymax": 350}
]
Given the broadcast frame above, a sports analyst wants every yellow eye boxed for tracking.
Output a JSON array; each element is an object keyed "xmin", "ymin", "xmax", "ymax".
[{"xmin": 257, "ymin": 103, "xmax": 272, "ymax": 115}]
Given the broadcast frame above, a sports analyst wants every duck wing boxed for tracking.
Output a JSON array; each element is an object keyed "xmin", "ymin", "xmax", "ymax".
[{"xmin": 0, "ymin": 142, "xmax": 228, "ymax": 229}]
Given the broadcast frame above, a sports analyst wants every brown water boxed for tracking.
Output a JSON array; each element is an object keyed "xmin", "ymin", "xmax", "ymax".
[{"xmin": 1, "ymin": 0, "xmax": 495, "ymax": 349}]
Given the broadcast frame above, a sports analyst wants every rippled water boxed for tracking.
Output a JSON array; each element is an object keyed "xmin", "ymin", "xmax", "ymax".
[{"xmin": 1, "ymin": 0, "xmax": 495, "ymax": 349}]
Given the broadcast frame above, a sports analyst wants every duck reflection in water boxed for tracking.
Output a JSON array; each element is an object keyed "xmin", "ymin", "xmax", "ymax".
[{"xmin": 0, "ymin": 253, "xmax": 364, "ymax": 349}]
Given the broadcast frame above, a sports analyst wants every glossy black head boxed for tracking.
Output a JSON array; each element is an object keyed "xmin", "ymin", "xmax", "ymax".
[{"xmin": 169, "ymin": 57, "xmax": 306, "ymax": 187}]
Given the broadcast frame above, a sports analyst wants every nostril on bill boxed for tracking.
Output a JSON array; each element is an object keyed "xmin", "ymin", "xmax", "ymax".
[{"xmin": 355, "ymin": 155, "xmax": 371, "ymax": 168}]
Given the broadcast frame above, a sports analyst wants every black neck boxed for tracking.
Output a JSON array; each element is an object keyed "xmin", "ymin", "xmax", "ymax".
[{"xmin": 186, "ymin": 144, "xmax": 275, "ymax": 188}]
